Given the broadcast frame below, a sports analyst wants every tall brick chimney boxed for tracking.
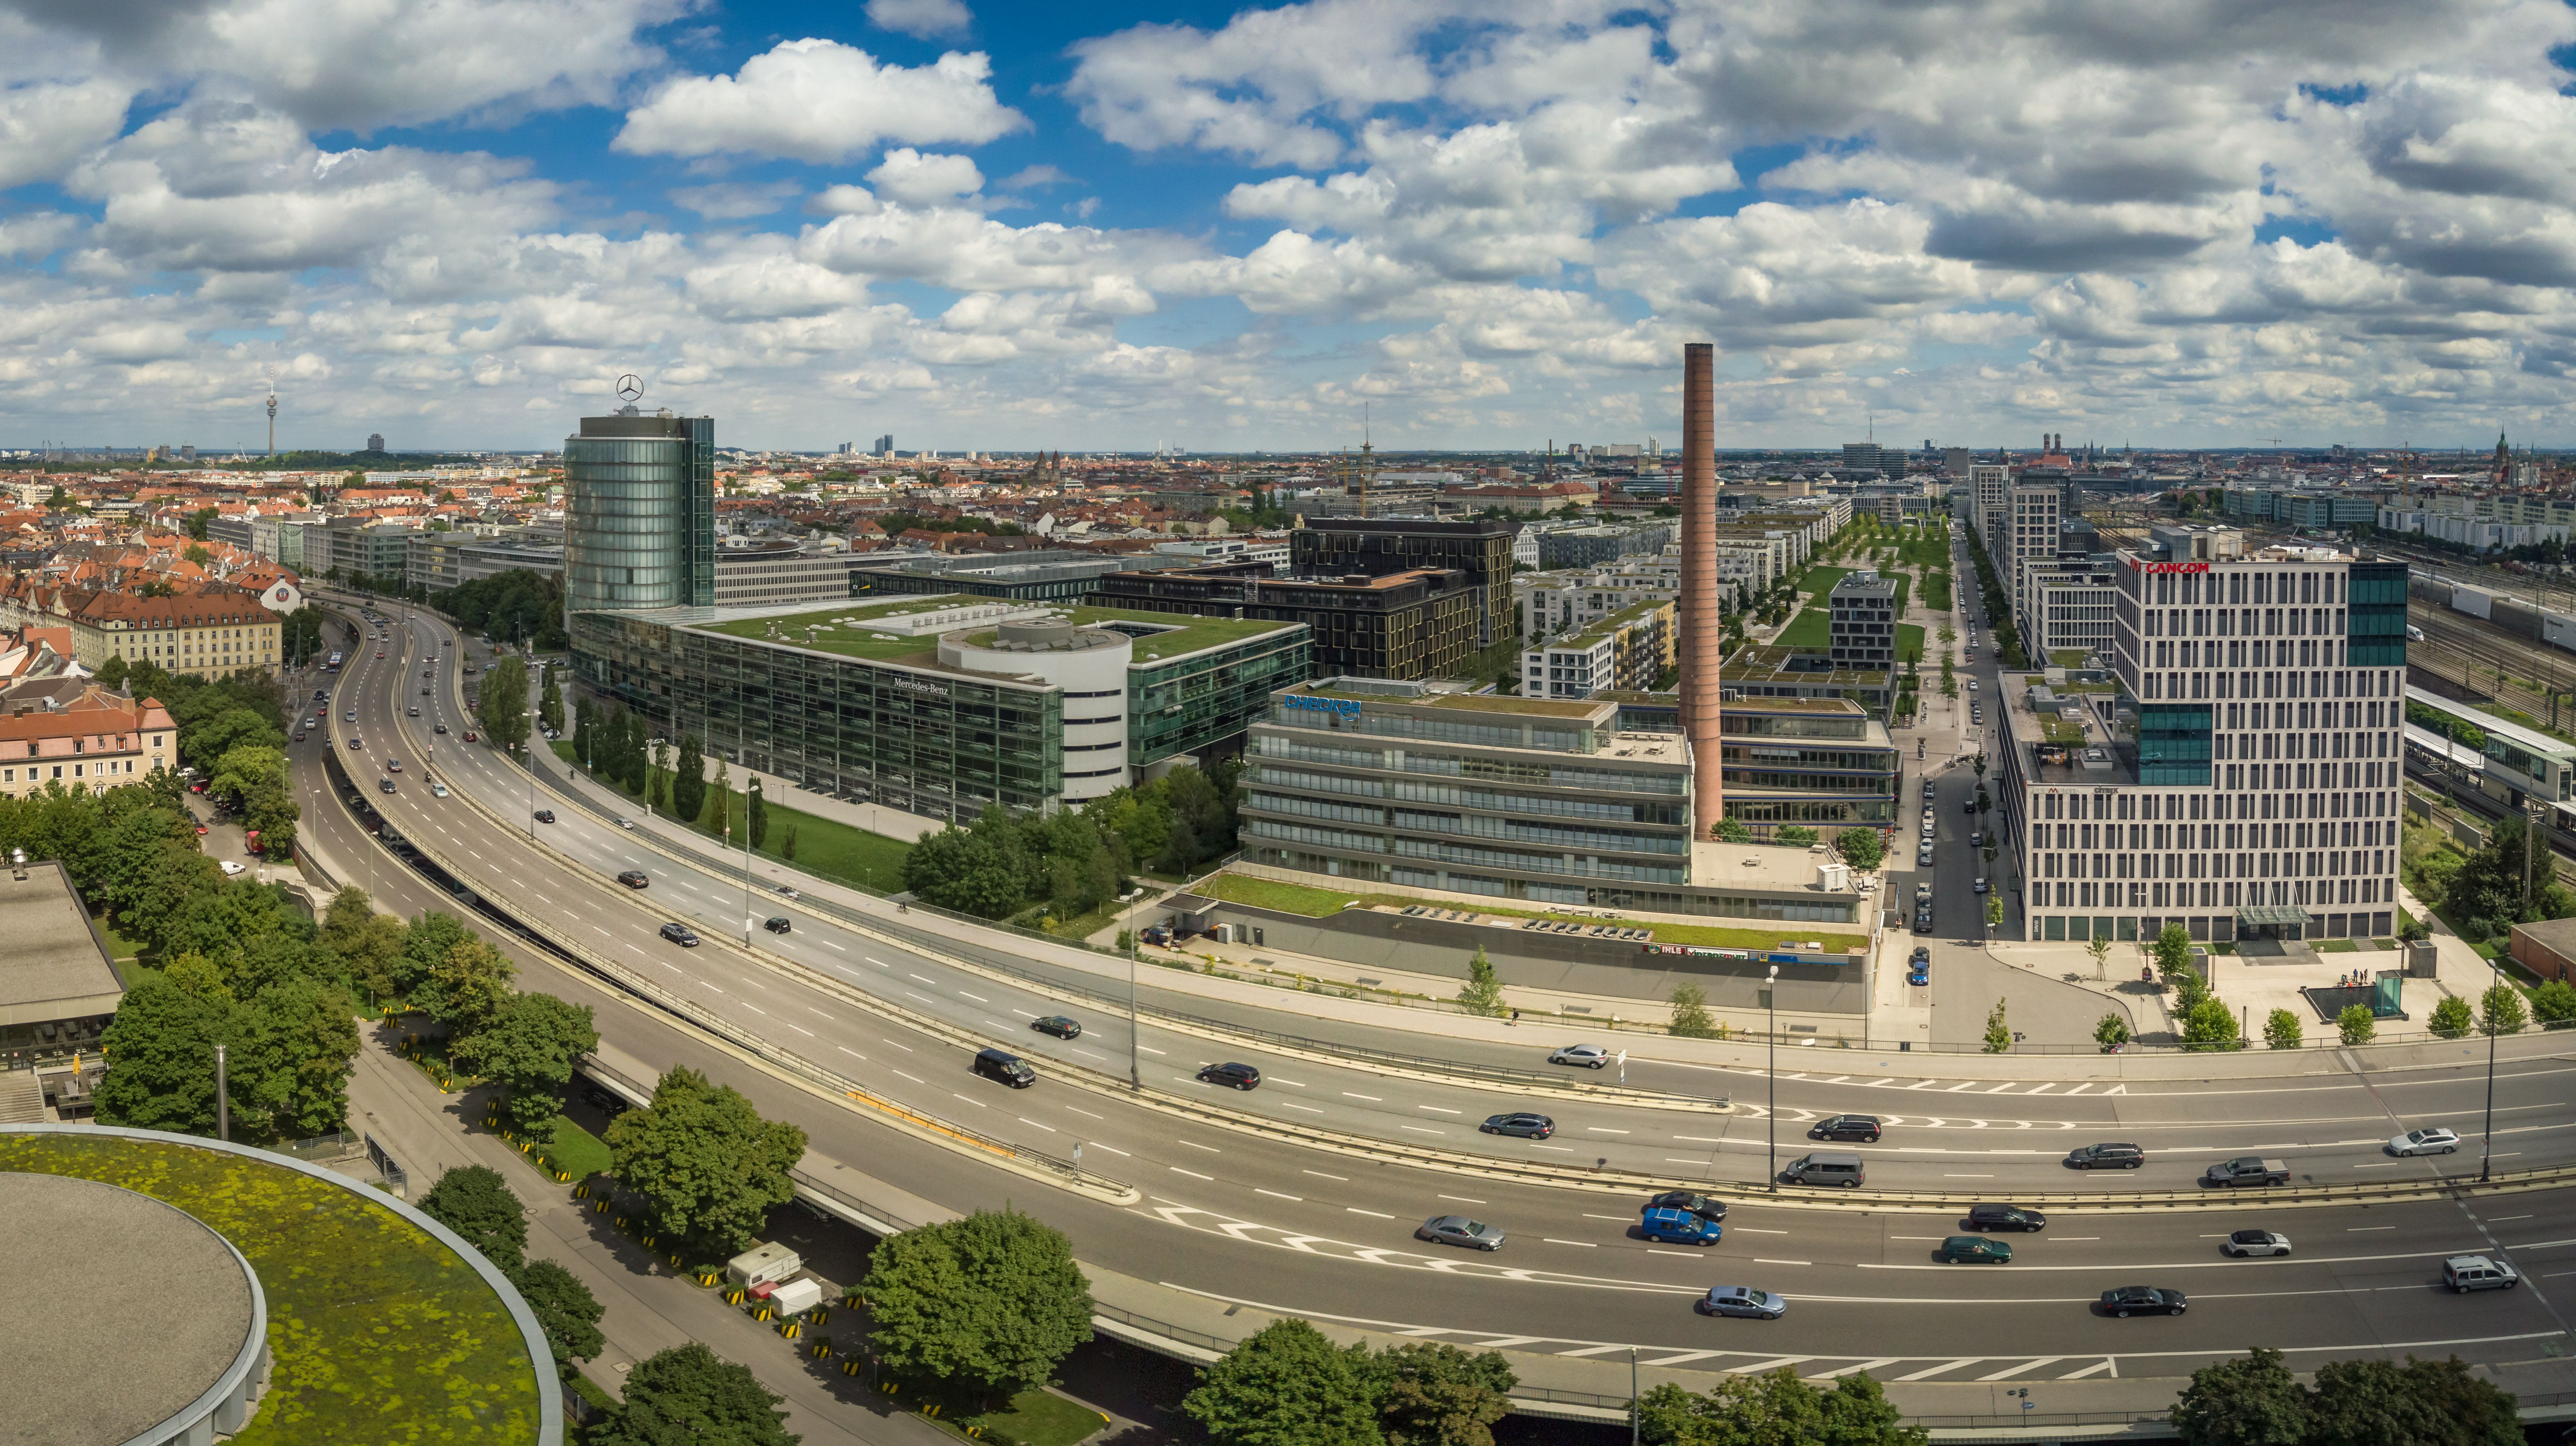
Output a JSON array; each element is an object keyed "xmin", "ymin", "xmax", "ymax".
[{"xmin": 1679, "ymin": 343, "xmax": 1723, "ymax": 839}]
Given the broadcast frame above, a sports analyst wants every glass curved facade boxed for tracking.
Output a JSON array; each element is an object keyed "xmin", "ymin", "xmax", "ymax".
[{"xmin": 565, "ymin": 416, "xmax": 713, "ymax": 612}]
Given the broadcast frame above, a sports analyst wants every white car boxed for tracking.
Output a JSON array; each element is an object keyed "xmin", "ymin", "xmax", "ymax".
[
  {"xmin": 1972, "ymin": 877, "xmax": 1989, "ymax": 893},
  {"xmin": 1967, "ymin": 680, "xmax": 1978, "ymax": 691},
  {"xmin": 217, "ymin": 860, "xmax": 246, "ymax": 876},
  {"xmin": 430, "ymin": 780, "xmax": 449, "ymax": 798},
  {"xmin": 1549, "ymin": 1044, "xmax": 1611, "ymax": 1069},
  {"xmin": 2389, "ymin": 1126, "xmax": 2460, "ymax": 1157},
  {"xmin": 2223, "ymin": 1229, "xmax": 2291, "ymax": 1258}
]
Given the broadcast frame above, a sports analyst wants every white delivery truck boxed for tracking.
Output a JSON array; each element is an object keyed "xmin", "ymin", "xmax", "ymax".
[{"xmin": 765, "ymin": 1277, "xmax": 825, "ymax": 1317}]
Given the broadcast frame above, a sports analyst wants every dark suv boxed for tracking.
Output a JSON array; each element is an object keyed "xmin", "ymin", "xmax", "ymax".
[
  {"xmin": 1966, "ymin": 1203, "xmax": 2048, "ymax": 1232},
  {"xmin": 2069, "ymin": 1142, "xmax": 2144, "ymax": 1170},
  {"xmin": 1647, "ymin": 1190, "xmax": 1728, "ymax": 1224},
  {"xmin": 1808, "ymin": 1115, "xmax": 1882, "ymax": 1143},
  {"xmin": 617, "ymin": 870, "xmax": 649, "ymax": 889},
  {"xmin": 1199, "ymin": 1062, "xmax": 1261, "ymax": 1090}
]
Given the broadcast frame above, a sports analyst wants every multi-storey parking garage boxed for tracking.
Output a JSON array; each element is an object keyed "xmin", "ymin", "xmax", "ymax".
[{"xmin": 294, "ymin": 592, "xmax": 2576, "ymax": 1435}]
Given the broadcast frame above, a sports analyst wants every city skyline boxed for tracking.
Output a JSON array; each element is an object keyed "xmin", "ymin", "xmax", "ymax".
[{"xmin": 1, "ymin": 0, "xmax": 2574, "ymax": 452}]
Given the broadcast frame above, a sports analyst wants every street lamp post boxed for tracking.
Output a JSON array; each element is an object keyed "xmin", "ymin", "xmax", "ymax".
[
  {"xmin": 1125, "ymin": 887, "xmax": 1142, "ymax": 1090},
  {"xmin": 1765, "ymin": 964, "xmax": 1781, "ymax": 1191},
  {"xmin": 741, "ymin": 778, "xmax": 761, "ymax": 945}
]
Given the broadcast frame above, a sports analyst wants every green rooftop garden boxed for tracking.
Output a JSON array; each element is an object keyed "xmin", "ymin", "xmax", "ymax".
[
  {"xmin": 0, "ymin": 1131, "xmax": 543, "ymax": 1446},
  {"xmin": 1194, "ymin": 871, "xmax": 1867, "ymax": 953},
  {"xmin": 686, "ymin": 596, "xmax": 1297, "ymax": 666}
]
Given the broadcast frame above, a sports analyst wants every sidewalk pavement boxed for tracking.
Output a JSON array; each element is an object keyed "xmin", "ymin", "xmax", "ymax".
[{"xmin": 515, "ymin": 726, "xmax": 2563, "ymax": 1085}]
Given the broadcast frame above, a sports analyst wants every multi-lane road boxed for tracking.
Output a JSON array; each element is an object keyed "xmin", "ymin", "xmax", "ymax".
[{"xmin": 285, "ymin": 599, "xmax": 2576, "ymax": 1395}]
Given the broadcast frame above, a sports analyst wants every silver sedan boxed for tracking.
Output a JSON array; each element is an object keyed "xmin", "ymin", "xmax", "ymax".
[
  {"xmin": 1697, "ymin": 1286, "xmax": 1787, "ymax": 1319},
  {"xmin": 1547, "ymin": 1044, "xmax": 1610, "ymax": 1069},
  {"xmin": 1417, "ymin": 1216, "xmax": 1506, "ymax": 1252}
]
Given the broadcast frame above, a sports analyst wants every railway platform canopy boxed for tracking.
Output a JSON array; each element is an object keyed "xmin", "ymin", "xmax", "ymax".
[{"xmin": 2404, "ymin": 684, "xmax": 2574, "ymax": 807}]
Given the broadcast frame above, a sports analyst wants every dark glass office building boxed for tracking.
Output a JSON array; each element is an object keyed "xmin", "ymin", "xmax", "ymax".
[{"xmin": 565, "ymin": 411, "xmax": 715, "ymax": 612}]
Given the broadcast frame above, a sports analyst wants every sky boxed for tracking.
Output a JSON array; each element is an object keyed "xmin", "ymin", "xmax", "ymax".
[{"xmin": 3, "ymin": 0, "xmax": 2576, "ymax": 455}]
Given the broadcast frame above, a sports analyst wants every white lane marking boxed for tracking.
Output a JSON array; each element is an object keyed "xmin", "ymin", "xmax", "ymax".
[
  {"xmin": 1641, "ymin": 1351, "xmax": 1722, "ymax": 1367},
  {"xmin": 781, "ymin": 1023, "xmax": 813, "ymax": 1037},
  {"xmin": 1581, "ymin": 1214, "xmax": 1629, "ymax": 1223},
  {"xmin": 823, "ymin": 941, "xmax": 847, "ymax": 952},
  {"xmin": 1137, "ymin": 1046, "xmax": 1166, "ymax": 1055},
  {"xmin": 1647, "ymin": 1250, "xmax": 1701, "ymax": 1259},
  {"xmin": 1813, "ymin": 1359, "xmax": 1900, "ymax": 1380},
  {"xmin": 1018, "ymin": 1117, "xmax": 1056, "ymax": 1132},
  {"xmin": 1177, "ymin": 1140, "xmax": 1221, "ymax": 1153},
  {"xmin": 892, "ymin": 1070, "xmax": 923, "ymax": 1083},
  {"xmin": 2349, "ymin": 1226, "xmax": 2395, "ymax": 1232},
  {"xmin": 1587, "ymin": 1127, "xmax": 1631, "ymax": 1135},
  {"xmin": 1065, "ymin": 1106, "xmax": 1104, "ymax": 1120},
  {"xmin": 865, "ymin": 957, "xmax": 890, "ymax": 969},
  {"xmin": 1344, "ymin": 1092, "xmax": 1383, "ymax": 1101},
  {"xmin": 1400, "ymin": 1125, "xmax": 1447, "ymax": 1136},
  {"xmin": 1545, "ymin": 1238, "xmax": 1598, "ymax": 1248},
  {"xmin": 1273, "ymin": 1078, "xmax": 1307, "ymax": 1087},
  {"xmin": 741, "ymin": 1005, "xmax": 766, "ymax": 1016},
  {"xmin": 951, "ymin": 1094, "xmax": 985, "ymax": 1108},
  {"xmin": 1554, "ymin": 1344, "xmax": 1630, "ymax": 1358},
  {"xmin": 807, "ymin": 1007, "xmax": 831, "ymax": 1018},
  {"xmin": 880, "ymin": 1038, "xmax": 913, "ymax": 1052},
  {"xmin": 1088, "ymin": 1142, "xmax": 1132, "ymax": 1157},
  {"xmin": 1305, "ymin": 1170, "xmax": 1350, "ymax": 1181},
  {"xmin": 1978, "ymin": 1359, "xmax": 2062, "ymax": 1381},
  {"xmin": 1283, "ymin": 1103, "xmax": 1326, "ymax": 1114},
  {"xmin": 1673, "ymin": 1135, "xmax": 1728, "ymax": 1144},
  {"xmin": 1070, "ymin": 1048, "xmax": 1107, "ymax": 1061},
  {"xmin": 1256, "ymin": 1189, "xmax": 1303, "ymax": 1202},
  {"xmin": 958, "ymin": 991, "xmax": 989, "ymax": 1002},
  {"xmin": 1754, "ymin": 1259, "xmax": 1811, "ymax": 1266},
  {"xmin": 908, "ymin": 973, "xmax": 936, "ymax": 984},
  {"xmin": 1418, "ymin": 1106, "xmax": 1462, "ymax": 1115},
  {"xmin": 1172, "ymin": 1167, "xmax": 1214, "ymax": 1181},
  {"xmin": 1348, "ymin": 1207, "xmax": 1393, "ymax": 1218},
  {"xmin": 1730, "ymin": 1228, "xmax": 1788, "ymax": 1235},
  {"xmin": 905, "ymin": 992, "xmax": 938, "ymax": 1005},
  {"xmin": 1438, "ymin": 1195, "xmax": 1487, "ymax": 1204}
]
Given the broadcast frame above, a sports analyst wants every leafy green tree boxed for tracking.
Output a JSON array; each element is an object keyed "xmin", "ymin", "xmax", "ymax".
[
  {"xmin": 1775, "ymin": 824, "xmax": 1817, "ymax": 845},
  {"xmin": 780, "ymin": 821, "xmax": 797, "ymax": 861},
  {"xmin": 416, "ymin": 1164, "xmax": 528, "ymax": 1273},
  {"xmin": 1983, "ymin": 997, "xmax": 2010, "ymax": 1053},
  {"xmin": 416, "ymin": 936, "xmax": 517, "ymax": 1041},
  {"xmin": 450, "ymin": 992, "xmax": 598, "ymax": 1135},
  {"xmin": 96, "ymin": 972, "xmax": 240, "ymax": 1135},
  {"xmin": 538, "ymin": 666, "xmax": 564, "ymax": 736},
  {"xmin": 1456, "ymin": 946, "xmax": 1506, "ymax": 1017},
  {"xmin": 865, "ymin": 1210, "xmax": 1094, "ymax": 1397},
  {"xmin": 1637, "ymin": 1368, "xmax": 1924, "ymax": 1446},
  {"xmin": 1714, "ymin": 816, "xmax": 1752, "ymax": 843},
  {"xmin": 709, "ymin": 757, "xmax": 731, "ymax": 838},
  {"xmin": 206, "ymin": 743, "xmax": 287, "ymax": 813},
  {"xmin": 510, "ymin": 1259, "xmax": 605, "ymax": 1377},
  {"xmin": 2528, "ymin": 977, "xmax": 2576, "ymax": 1025},
  {"xmin": 2094, "ymin": 1012, "xmax": 2129, "ymax": 1049},
  {"xmin": 2338, "ymin": 1002, "xmax": 2377, "ymax": 1045},
  {"xmin": 647, "ymin": 738, "xmax": 669, "ymax": 811},
  {"xmin": 479, "ymin": 656, "xmax": 530, "ymax": 755},
  {"xmin": 2151, "ymin": 923, "xmax": 2194, "ymax": 981},
  {"xmin": 163, "ymin": 879, "xmax": 307, "ymax": 968},
  {"xmin": 235, "ymin": 976, "xmax": 360, "ymax": 1137},
  {"xmin": 1984, "ymin": 895, "xmax": 2002, "ymax": 932},
  {"xmin": 606, "ymin": 1066, "xmax": 807, "ymax": 1255},
  {"xmin": 2181, "ymin": 995, "xmax": 2240, "ymax": 1051},
  {"xmin": 165, "ymin": 950, "xmax": 234, "ymax": 1007},
  {"xmin": 1373, "ymin": 1342, "xmax": 1516, "ymax": 1446},
  {"xmin": 2305, "ymin": 1354, "xmax": 2520, "ymax": 1446},
  {"xmin": 589, "ymin": 1343, "xmax": 798, "ymax": 1446},
  {"xmin": 903, "ymin": 806, "xmax": 1031, "ymax": 919},
  {"xmin": 1834, "ymin": 828, "xmax": 1884, "ymax": 871},
  {"xmin": 1184, "ymin": 1319, "xmax": 1383, "ymax": 1446},
  {"xmin": 747, "ymin": 777, "xmax": 768, "ymax": 851},
  {"xmin": 2479, "ymin": 981, "xmax": 2528, "ymax": 1035},
  {"xmin": 2429, "ymin": 994, "xmax": 2475, "ymax": 1039},
  {"xmin": 322, "ymin": 888, "xmax": 408, "ymax": 1005},
  {"xmin": 397, "ymin": 911, "xmax": 473, "ymax": 997},
  {"xmin": 2264, "ymin": 1007, "xmax": 2304, "ymax": 1050},
  {"xmin": 671, "ymin": 732, "xmax": 706, "ymax": 825},
  {"xmin": 2174, "ymin": 1348, "xmax": 2308, "ymax": 1446},
  {"xmin": 1669, "ymin": 982, "xmax": 1715, "ymax": 1038},
  {"xmin": 2086, "ymin": 934, "xmax": 2112, "ymax": 978}
]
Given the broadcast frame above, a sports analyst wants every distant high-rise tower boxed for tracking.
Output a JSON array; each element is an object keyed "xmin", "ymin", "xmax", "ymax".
[
  {"xmin": 564, "ymin": 390, "xmax": 714, "ymax": 614},
  {"xmin": 876, "ymin": 433, "xmax": 895, "ymax": 456},
  {"xmin": 366, "ymin": 432, "xmax": 385, "ymax": 452}
]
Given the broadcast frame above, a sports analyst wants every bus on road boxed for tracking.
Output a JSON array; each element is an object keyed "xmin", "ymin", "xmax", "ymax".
[{"xmin": 326, "ymin": 651, "xmax": 344, "ymax": 671}]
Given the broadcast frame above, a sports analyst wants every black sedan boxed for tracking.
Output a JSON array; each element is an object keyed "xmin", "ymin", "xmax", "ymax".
[
  {"xmin": 1480, "ymin": 1112, "xmax": 1555, "ymax": 1140},
  {"xmin": 534, "ymin": 810, "xmax": 555, "ymax": 824},
  {"xmin": 659, "ymin": 922, "xmax": 701, "ymax": 948},
  {"xmin": 2100, "ymin": 1286, "xmax": 2187, "ymax": 1317},
  {"xmin": 1031, "ymin": 1016, "xmax": 1083, "ymax": 1039},
  {"xmin": 1648, "ymin": 1190, "xmax": 1728, "ymax": 1223},
  {"xmin": 763, "ymin": 916, "xmax": 792, "ymax": 934}
]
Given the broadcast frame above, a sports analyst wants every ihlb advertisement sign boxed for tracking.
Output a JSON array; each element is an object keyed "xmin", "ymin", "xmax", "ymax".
[{"xmin": 1284, "ymin": 695, "xmax": 1362, "ymax": 716}]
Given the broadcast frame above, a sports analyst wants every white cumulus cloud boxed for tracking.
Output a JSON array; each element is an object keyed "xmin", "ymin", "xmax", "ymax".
[{"xmin": 615, "ymin": 41, "xmax": 1026, "ymax": 164}]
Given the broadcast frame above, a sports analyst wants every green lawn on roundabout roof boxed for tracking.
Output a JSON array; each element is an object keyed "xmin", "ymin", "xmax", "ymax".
[{"xmin": 0, "ymin": 1132, "xmax": 543, "ymax": 1445}]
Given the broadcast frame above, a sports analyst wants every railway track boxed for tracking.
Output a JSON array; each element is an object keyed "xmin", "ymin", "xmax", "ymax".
[{"xmin": 2408, "ymin": 600, "xmax": 2576, "ymax": 735}]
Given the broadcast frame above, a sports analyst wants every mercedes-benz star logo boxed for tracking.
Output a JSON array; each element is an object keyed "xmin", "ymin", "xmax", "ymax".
[{"xmin": 615, "ymin": 374, "xmax": 643, "ymax": 403}]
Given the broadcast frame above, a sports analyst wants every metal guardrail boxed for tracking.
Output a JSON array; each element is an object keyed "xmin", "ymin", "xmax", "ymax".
[{"xmin": 318, "ymin": 730, "xmax": 1135, "ymax": 1203}]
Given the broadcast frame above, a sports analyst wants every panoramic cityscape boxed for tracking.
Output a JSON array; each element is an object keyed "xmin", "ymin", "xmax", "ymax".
[{"xmin": 4, "ymin": 3, "xmax": 2576, "ymax": 1446}]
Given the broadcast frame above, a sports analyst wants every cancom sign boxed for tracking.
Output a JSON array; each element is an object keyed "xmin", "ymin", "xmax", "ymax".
[{"xmin": 2128, "ymin": 561, "xmax": 2210, "ymax": 575}]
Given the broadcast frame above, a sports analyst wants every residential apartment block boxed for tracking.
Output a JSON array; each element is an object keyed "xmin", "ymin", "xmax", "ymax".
[
  {"xmin": 1519, "ymin": 600, "xmax": 1673, "ymax": 699},
  {"xmin": 0, "ymin": 683, "xmax": 175, "ymax": 796},
  {"xmin": 1826, "ymin": 570, "xmax": 1898, "ymax": 670}
]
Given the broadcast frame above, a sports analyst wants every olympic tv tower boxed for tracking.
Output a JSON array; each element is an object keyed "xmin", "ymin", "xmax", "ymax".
[{"xmin": 265, "ymin": 364, "xmax": 277, "ymax": 456}]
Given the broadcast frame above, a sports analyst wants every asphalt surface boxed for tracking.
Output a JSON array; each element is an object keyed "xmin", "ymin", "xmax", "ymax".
[{"xmin": 282, "ymin": 598, "xmax": 2576, "ymax": 1391}]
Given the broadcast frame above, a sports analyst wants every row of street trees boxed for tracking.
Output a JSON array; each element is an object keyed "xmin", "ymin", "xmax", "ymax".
[{"xmin": 89, "ymin": 658, "xmax": 302, "ymax": 857}]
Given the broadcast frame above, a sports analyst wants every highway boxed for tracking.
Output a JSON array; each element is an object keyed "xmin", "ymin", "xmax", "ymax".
[{"xmin": 281, "ymin": 597, "xmax": 2576, "ymax": 1395}]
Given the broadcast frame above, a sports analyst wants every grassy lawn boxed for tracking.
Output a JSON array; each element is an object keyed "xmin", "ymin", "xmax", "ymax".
[
  {"xmin": 1794, "ymin": 564, "xmax": 1851, "ymax": 599},
  {"xmin": 1897, "ymin": 622, "xmax": 1925, "ymax": 659},
  {"xmin": 0, "ymin": 1133, "xmax": 542, "ymax": 1445},
  {"xmin": 555, "ymin": 743, "xmax": 915, "ymax": 893},
  {"xmin": 1194, "ymin": 870, "xmax": 1869, "ymax": 953},
  {"xmin": 953, "ymin": 1388, "xmax": 1112, "ymax": 1446},
  {"xmin": 1922, "ymin": 571, "xmax": 1953, "ymax": 612},
  {"xmin": 92, "ymin": 909, "xmax": 152, "ymax": 965},
  {"xmin": 543, "ymin": 1118, "xmax": 615, "ymax": 1180},
  {"xmin": 2315, "ymin": 939, "xmax": 2359, "ymax": 953},
  {"xmin": 1775, "ymin": 607, "xmax": 1831, "ymax": 648}
]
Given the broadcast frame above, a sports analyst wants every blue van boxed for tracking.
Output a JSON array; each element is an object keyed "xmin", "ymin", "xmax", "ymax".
[{"xmin": 1640, "ymin": 1206, "xmax": 1723, "ymax": 1246}]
